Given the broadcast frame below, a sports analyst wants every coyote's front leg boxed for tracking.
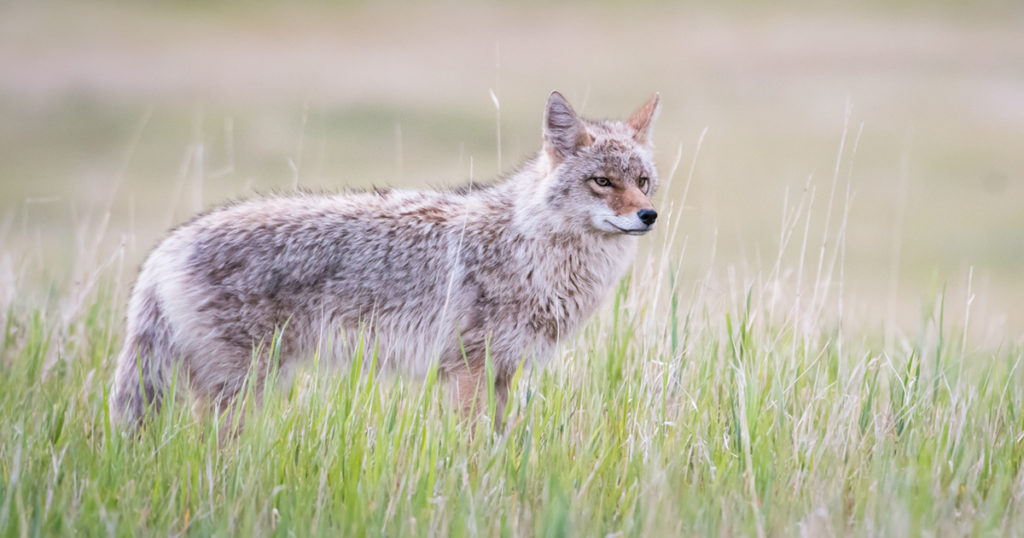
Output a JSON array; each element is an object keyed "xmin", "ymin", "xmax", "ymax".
[{"xmin": 449, "ymin": 363, "xmax": 508, "ymax": 429}]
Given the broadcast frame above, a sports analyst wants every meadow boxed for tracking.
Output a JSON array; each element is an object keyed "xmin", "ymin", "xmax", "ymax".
[{"xmin": 1, "ymin": 1, "xmax": 1022, "ymax": 536}]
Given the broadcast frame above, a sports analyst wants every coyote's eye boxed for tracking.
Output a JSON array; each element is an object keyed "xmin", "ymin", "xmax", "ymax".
[
  {"xmin": 638, "ymin": 177, "xmax": 650, "ymax": 192},
  {"xmin": 590, "ymin": 177, "xmax": 612, "ymax": 188}
]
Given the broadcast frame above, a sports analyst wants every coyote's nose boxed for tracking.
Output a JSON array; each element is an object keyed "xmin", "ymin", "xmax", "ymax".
[{"xmin": 637, "ymin": 209, "xmax": 657, "ymax": 226}]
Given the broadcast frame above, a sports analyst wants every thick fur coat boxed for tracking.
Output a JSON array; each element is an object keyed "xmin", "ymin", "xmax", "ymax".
[{"xmin": 110, "ymin": 91, "xmax": 661, "ymax": 428}]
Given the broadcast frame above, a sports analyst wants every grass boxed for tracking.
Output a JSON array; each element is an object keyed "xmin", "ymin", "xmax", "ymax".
[{"xmin": 2, "ymin": 221, "xmax": 1023, "ymax": 535}]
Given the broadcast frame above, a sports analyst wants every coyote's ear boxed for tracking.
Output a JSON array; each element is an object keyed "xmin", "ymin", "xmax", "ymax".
[
  {"xmin": 628, "ymin": 93, "xmax": 660, "ymax": 145},
  {"xmin": 543, "ymin": 91, "xmax": 592, "ymax": 165}
]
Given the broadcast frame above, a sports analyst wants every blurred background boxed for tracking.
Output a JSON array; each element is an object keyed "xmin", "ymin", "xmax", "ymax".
[{"xmin": 1, "ymin": 1, "xmax": 1022, "ymax": 336}]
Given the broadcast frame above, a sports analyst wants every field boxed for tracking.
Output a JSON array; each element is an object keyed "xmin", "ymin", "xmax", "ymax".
[{"xmin": 1, "ymin": 1, "xmax": 1023, "ymax": 536}]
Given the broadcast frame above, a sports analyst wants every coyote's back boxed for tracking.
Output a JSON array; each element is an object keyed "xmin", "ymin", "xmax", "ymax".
[{"xmin": 111, "ymin": 91, "xmax": 662, "ymax": 430}]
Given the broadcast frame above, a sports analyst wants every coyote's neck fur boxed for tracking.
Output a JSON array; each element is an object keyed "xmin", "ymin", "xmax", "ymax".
[
  {"xmin": 472, "ymin": 153, "xmax": 640, "ymax": 321},
  {"xmin": 110, "ymin": 91, "xmax": 662, "ymax": 429}
]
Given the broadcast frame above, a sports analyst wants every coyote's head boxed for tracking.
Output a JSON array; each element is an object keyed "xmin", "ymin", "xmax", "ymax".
[{"xmin": 538, "ymin": 91, "xmax": 661, "ymax": 236}]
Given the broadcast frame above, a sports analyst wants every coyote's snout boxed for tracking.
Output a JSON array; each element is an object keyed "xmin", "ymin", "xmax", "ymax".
[{"xmin": 110, "ymin": 91, "xmax": 661, "ymax": 430}]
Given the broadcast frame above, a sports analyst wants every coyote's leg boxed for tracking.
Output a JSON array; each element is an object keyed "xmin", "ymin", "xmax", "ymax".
[
  {"xmin": 192, "ymin": 381, "xmax": 261, "ymax": 440},
  {"xmin": 450, "ymin": 363, "xmax": 508, "ymax": 429},
  {"xmin": 493, "ymin": 373, "xmax": 509, "ymax": 429},
  {"xmin": 187, "ymin": 348, "xmax": 267, "ymax": 438}
]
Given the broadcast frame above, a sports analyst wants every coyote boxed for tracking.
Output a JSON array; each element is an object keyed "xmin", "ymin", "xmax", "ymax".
[{"xmin": 110, "ymin": 91, "xmax": 661, "ymax": 429}]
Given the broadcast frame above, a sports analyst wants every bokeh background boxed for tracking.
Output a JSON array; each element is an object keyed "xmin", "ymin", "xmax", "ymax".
[{"xmin": 1, "ymin": 1, "xmax": 1022, "ymax": 335}]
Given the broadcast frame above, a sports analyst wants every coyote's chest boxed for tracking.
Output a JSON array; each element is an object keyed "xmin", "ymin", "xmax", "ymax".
[{"xmin": 513, "ymin": 235, "xmax": 637, "ymax": 343}]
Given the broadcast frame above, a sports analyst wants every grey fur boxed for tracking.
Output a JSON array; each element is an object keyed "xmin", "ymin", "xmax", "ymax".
[{"xmin": 110, "ymin": 91, "xmax": 661, "ymax": 429}]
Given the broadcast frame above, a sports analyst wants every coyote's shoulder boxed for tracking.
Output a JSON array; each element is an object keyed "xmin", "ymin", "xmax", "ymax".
[{"xmin": 111, "ymin": 91, "xmax": 662, "ymax": 429}]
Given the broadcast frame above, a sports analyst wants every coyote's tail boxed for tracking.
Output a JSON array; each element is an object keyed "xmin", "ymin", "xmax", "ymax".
[{"xmin": 109, "ymin": 288, "xmax": 174, "ymax": 431}]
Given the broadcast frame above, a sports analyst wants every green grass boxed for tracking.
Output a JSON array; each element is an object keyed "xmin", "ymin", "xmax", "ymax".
[{"xmin": 1, "ymin": 268, "xmax": 1022, "ymax": 536}]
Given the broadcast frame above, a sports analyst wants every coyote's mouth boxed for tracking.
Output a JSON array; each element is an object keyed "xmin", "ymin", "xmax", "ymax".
[{"xmin": 604, "ymin": 220, "xmax": 652, "ymax": 236}]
